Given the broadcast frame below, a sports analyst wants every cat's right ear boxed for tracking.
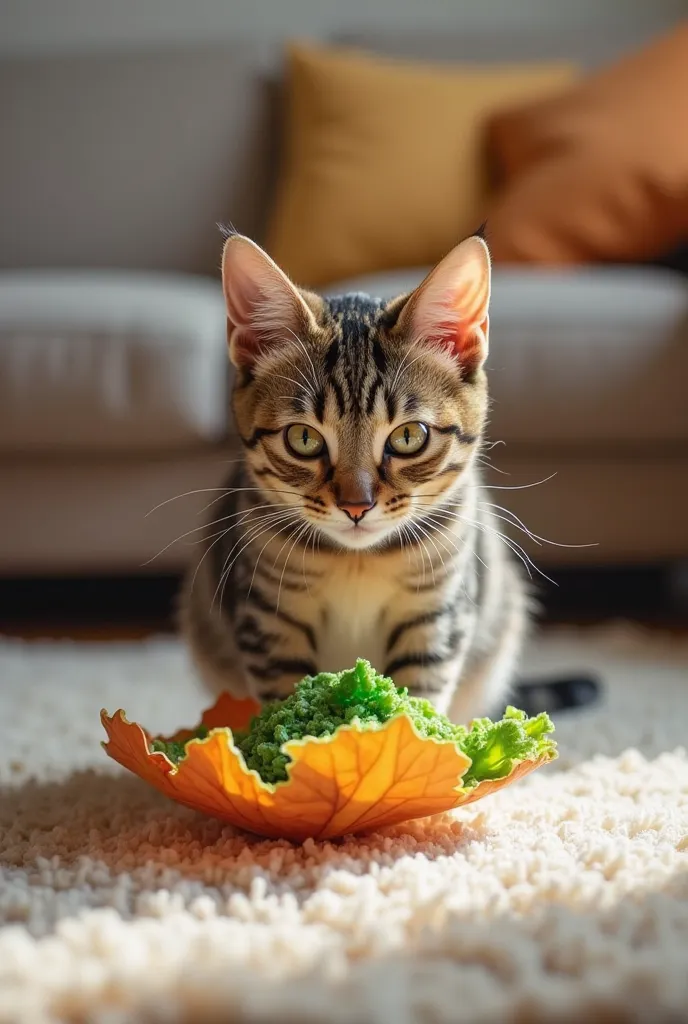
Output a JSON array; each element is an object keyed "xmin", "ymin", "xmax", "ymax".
[{"xmin": 221, "ymin": 234, "xmax": 317, "ymax": 368}]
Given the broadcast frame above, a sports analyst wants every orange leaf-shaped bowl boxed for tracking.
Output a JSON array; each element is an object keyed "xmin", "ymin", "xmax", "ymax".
[{"xmin": 101, "ymin": 694, "xmax": 553, "ymax": 842}]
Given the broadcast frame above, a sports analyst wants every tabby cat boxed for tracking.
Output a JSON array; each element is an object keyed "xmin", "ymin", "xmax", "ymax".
[{"xmin": 180, "ymin": 232, "xmax": 528, "ymax": 722}]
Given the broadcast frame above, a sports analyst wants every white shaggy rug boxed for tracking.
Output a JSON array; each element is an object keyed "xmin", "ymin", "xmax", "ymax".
[{"xmin": 1, "ymin": 625, "xmax": 688, "ymax": 1024}]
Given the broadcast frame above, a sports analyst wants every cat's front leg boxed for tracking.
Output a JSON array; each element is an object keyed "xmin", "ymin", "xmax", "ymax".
[
  {"xmin": 383, "ymin": 601, "xmax": 477, "ymax": 716},
  {"xmin": 180, "ymin": 542, "xmax": 319, "ymax": 704},
  {"xmin": 231, "ymin": 595, "xmax": 319, "ymax": 703}
]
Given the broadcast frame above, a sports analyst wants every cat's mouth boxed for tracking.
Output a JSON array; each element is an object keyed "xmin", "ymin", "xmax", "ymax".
[{"xmin": 316, "ymin": 513, "xmax": 396, "ymax": 551}]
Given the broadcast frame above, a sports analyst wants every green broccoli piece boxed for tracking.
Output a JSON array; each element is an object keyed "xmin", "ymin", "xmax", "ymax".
[{"xmin": 149, "ymin": 660, "xmax": 556, "ymax": 788}]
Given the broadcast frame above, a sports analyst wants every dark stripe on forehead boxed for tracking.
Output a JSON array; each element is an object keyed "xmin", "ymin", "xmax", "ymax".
[
  {"xmin": 324, "ymin": 337, "xmax": 340, "ymax": 374},
  {"xmin": 330, "ymin": 378, "xmax": 346, "ymax": 417},
  {"xmin": 365, "ymin": 375, "xmax": 382, "ymax": 415},
  {"xmin": 325, "ymin": 293, "xmax": 387, "ymax": 418},
  {"xmin": 313, "ymin": 389, "xmax": 326, "ymax": 423},
  {"xmin": 372, "ymin": 336, "xmax": 387, "ymax": 374}
]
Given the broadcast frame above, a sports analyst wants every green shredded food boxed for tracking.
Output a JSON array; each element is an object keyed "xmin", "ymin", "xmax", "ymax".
[
  {"xmin": 150, "ymin": 659, "xmax": 556, "ymax": 786},
  {"xmin": 150, "ymin": 725, "xmax": 208, "ymax": 762}
]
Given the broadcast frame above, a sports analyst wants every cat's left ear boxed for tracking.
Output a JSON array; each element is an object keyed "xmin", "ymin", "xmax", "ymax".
[
  {"xmin": 395, "ymin": 236, "xmax": 491, "ymax": 375},
  {"xmin": 221, "ymin": 234, "xmax": 317, "ymax": 368}
]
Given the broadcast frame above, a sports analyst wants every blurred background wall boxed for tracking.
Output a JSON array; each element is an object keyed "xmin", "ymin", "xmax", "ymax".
[{"xmin": 4, "ymin": 0, "xmax": 686, "ymax": 55}]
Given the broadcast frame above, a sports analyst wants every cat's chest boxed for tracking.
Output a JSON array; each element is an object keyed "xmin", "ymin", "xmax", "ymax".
[{"xmin": 316, "ymin": 559, "xmax": 398, "ymax": 673}]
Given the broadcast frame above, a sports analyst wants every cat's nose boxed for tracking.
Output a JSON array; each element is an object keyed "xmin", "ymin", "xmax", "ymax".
[
  {"xmin": 338, "ymin": 501, "xmax": 376, "ymax": 524},
  {"xmin": 333, "ymin": 468, "xmax": 377, "ymax": 522}
]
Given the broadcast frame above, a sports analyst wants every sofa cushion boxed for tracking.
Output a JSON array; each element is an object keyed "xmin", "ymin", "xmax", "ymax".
[
  {"xmin": 0, "ymin": 270, "xmax": 231, "ymax": 453},
  {"xmin": 323, "ymin": 266, "xmax": 688, "ymax": 445},
  {"xmin": 266, "ymin": 42, "xmax": 576, "ymax": 288},
  {"xmin": 485, "ymin": 23, "xmax": 688, "ymax": 265}
]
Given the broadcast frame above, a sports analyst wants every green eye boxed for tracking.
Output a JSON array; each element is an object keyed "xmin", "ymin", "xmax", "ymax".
[
  {"xmin": 386, "ymin": 422, "xmax": 429, "ymax": 456},
  {"xmin": 285, "ymin": 423, "xmax": 325, "ymax": 458}
]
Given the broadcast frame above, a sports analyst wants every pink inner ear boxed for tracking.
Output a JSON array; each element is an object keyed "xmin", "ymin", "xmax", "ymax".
[
  {"xmin": 410, "ymin": 244, "xmax": 491, "ymax": 371},
  {"xmin": 451, "ymin": 270, "xmax": 490, "ymax": 325},
  {"xmin": 222, "ymin": 236, "xmax": 314, "ymax": 370},
  {"xmin": 225, "ymin": 261, "xmax": 267, "ymax": 333},
  {"xmin": 230, "ymin": 325, "xmax": 264, "ymax": 366},
  {"xmin": 448, "ymin": 315, "xmax": 488, "ymax": 370}
]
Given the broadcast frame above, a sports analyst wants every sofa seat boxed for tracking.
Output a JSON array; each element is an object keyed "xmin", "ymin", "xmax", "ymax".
[
  {"xmin": 0, "ymin": 270, "xmax": 231, "ymax": 453},
  {"xmin": 326, "ymin": 266, "xmax": 688, "ymax": 446}
]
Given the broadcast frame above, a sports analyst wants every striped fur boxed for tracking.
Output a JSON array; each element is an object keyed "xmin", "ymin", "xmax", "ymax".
[{"xmin": 180, "ymin": 236, "xmax": 528, "ymax": 720}]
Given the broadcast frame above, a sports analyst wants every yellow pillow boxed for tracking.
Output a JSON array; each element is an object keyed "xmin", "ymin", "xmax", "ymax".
[{"xmin": 266, "ymin": 43, "xmax": 576, "ymax": 288}]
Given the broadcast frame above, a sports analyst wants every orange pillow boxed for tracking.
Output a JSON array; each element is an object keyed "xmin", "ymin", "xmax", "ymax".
[
  {"xmin": 486, "ymin": 23, "xmax": 688, "ymax": 264},
  {"xmin": 266, "ymin": 43, "xmax": 576, "ymax": 287}
]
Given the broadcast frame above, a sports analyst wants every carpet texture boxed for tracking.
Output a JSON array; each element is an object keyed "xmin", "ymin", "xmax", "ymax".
[{"xmin": 1, "ymin": 626, "xmax": 688, "ymax": 1024}]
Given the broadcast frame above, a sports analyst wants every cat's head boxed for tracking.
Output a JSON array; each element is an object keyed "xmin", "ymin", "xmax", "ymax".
[{"xmin": 221, "ymin": 233, "xmax": 491, "ymax": 551}]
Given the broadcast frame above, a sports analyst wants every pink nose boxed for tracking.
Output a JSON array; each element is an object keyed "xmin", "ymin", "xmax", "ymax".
[{"xmin": 338, "ymin": 501, "xmax": 376, "ymax": 523}]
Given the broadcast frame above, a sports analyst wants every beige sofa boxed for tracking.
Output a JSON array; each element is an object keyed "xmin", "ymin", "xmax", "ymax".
[{"xmin": 1, "ymin": 31, "xmax": 687, "ymax": 575}]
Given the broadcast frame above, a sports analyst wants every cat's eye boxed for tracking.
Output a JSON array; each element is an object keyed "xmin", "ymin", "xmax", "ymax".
[
  {"xmin": 285, "ymin": 423, "xmax": 325, "ymax": 459},
  {"xmin": 386, "ymin": 422, "xmax": 429, "ymax": 456}
]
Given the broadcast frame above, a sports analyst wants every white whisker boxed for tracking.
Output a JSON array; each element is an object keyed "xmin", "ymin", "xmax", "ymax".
[
  {"xmin": 464, "ymin": 513, "xmax": 557, "ymax": 586},
  {"xmin": 476, "ymin": 457, "xmax": 511, "ymax": 476},
  {"xmin": 394, "ymin": 349, "xmax": 428, "ymax": 391},
  {"xmin": 246, "ymin": 514, "xmax": 308, "ymax": 600},
  {"xmin": 146, "ymin": 487, "xmax": 234, "ymax": 517},
  {"xmin": 487, "ymin": 473, "xmax": 557, "ymax": 492},
  {"xmin": 419, "ymin": 496, "xmax": 597, "ymax": 551},
  {"xmin": 212, "ymin": 506, "xmax": 302, "ymax": 587},
  {"xmin": 142, "ymin": 501, "xmax": 296, "ymax": 566},
  {"xmin": 396, "ymin": 523, "xmax": 413, "ymax": 565},
  {"xmin": 409, "ymin": 520, "xmax": 439, "ymax": 586},
  {"xmin": 144, "ymin": 463, "xmax": 258, "ymax": 516},
  {"xmin": 411, "ymin": 513, "xmax": 463, "ymax": 583},
  {"xmin": 282, "ymin": 352, "xmax": 318, "ymax": 396},
  {"xmin": 188, "ymin": 526, "xmax": 233, "ymax": 598},
  {"xmin": 199, "ymin": 485, "xmax": 304, "ymax": 515},
  {"xmin": 405, "ymin": 520, "xmax": 433, "ymax": 589},
  {"xmin": 300, "ymin": 524, "xmax": 318, "ymax": 597},
  {"xmin": 417, "ymin": 516, "xmax": 477, "ymax": 606},
  {"xmin": 415, "ymin": 503, "xmax": 556, "ymax": 586},
  {"xmin": 282, "ymin": 325, "xmax": 319, "ymax": 392},
  {"xmin": 389, "ymin": 334, "xmax": 422, "ymax": 393},
  {"xmin": 477, "ymin": 500, "xmax": 598, "ymax": 550},
  {"xmin": 214, "ymin": 509, "xmax": 304, "ymax": 612},
  {"xmin": 271, "ymin": 372, "xmax": 315, "ymax": 400},
  {"xmin": 276, "ymin": 521, "xmax": 311, "ymax": 612},
  {"xmin": 474, "ymin": 504, "xmax": 543, "ymax": 546}
]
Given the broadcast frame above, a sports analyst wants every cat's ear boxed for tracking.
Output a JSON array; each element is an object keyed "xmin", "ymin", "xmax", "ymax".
[
  {"xmin": 221, "ymin": 234, "xmax": 317, "ymax": 368},
  {"xmin": 395, "ymin": 236, "xmax": 491, "ymax": 375}
]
